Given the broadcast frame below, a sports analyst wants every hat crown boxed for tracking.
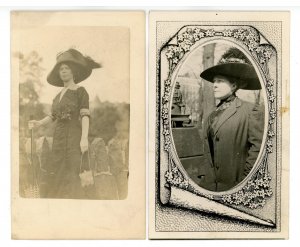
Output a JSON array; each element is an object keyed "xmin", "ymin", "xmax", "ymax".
[
  {"xmin": 56, "ymin": 49, "xmax": 87, "ymax": 66},
  {"xmin": 217, "ymin": 47, "xmax": 250, "ymax": 65}
]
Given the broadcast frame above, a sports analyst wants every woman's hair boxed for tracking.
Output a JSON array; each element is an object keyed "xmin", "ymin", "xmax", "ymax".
[{"xmin": 58, "ymin": 62, "xmax": 80, "ymax": 82}]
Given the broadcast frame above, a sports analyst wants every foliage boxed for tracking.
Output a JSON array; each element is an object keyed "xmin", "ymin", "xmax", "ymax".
[
  {"xmin": 89, "ymin": 102, "xmax": 129, "ymax": 144},
  {"xmin": 18, "ymin": 51, "xmax": 45, "ymax": 138}
]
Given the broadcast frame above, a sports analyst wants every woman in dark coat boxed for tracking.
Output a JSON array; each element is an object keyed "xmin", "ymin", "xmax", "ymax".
[
  {"xmin": 29, "ymin": 48, "xmax": 100, "ymax": 198},
  {"xmin": 198, "ymin": 48, "xmax": 264, "ymax": 192}
]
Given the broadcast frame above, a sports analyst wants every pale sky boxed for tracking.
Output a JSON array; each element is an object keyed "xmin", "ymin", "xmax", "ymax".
[{"xmin": 13, "ymin": 26, "xmax": 130, "ymax": 104}]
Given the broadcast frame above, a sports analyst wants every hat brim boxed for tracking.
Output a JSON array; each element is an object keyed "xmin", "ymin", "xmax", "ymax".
[
  {"xmin": 200, "ymin": 63, "xmax": 261, "ymax": 90},
  {"xmin": 47, "ymin": 61, "xmax": 92, "ymax": 87}
]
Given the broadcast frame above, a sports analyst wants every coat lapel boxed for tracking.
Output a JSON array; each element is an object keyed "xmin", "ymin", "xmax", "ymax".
[{"xmin": 214, "ymin": 98, "xmax": 242, "ymax": 136}]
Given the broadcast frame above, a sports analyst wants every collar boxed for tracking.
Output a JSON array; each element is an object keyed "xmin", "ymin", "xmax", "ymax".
[
  {"xmin": 216, "ymin": 94, "xmax": 236, "ymax": 111},
  {"xmin": 59, "ymin": 84, "xmax": 79, "ymax": 102},
  {"xmin": 64, "ymin": 83, "xmax": 79, "ymax": 91},
  {"xmin": 217, "ymin": 94, "xmax": 236, "ymax": 106}
]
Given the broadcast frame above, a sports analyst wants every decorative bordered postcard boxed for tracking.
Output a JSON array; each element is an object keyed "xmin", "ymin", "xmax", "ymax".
[
  {"xmin": 149, "ymin": 11, "xmax": 289, "ymax": 239},
  {"xmin": 11, "ymin": 11, "xmax": 145, "ymax": 239}
]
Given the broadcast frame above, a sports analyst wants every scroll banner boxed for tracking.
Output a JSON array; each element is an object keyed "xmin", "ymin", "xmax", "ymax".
[{"xmin": 165, "ymin": 186, "xmax": 274, "ymax": 227}]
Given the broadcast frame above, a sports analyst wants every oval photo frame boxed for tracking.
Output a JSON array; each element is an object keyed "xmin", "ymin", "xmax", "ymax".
[
  {"xmin": 161, "ymin": 26, "xmax": 276, "ymax": 207},
  {"xmin": 170, "ymin": 40, "xmax": 267, "ymax": 195}
]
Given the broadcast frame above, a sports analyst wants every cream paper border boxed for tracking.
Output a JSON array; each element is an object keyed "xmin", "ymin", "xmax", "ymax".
[
  {"xmin": 149, "ymin": 11, "xmax": 289, "ymax": 239},
  {"xmin": 11, "ymin": 11, "xmax": 145, "ymax": 239}
]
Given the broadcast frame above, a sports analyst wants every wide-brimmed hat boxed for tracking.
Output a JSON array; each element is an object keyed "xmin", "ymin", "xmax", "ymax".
[
  {"xmin": 200, "ymin": 48, "xmax": 261, "ymax": 90},
  {"xmin": 47, "ymin": 48, "xmax": 101, "ymax": 87}
]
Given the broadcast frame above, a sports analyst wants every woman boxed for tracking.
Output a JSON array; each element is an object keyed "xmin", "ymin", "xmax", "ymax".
[
  {"xmin": 29, "ymin": 48, "xmax": 100, "ymax": 198},
  {"xmin": 198, "ymin": 48, "xmax": 264, "ymax": 192}
]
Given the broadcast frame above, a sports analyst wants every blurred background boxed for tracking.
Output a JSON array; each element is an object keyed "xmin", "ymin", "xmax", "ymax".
[{"xmin": 14, "ymin": 26, "xmax": 130, "ymax": 199}]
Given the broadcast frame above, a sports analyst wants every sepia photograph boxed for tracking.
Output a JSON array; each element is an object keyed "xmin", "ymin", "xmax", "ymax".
[
  {"xmin": 11, "ymin": 11, "xmax": 145, "ymax": 239},
  {"xmin": 17, "ymin": 26, "xmax": 130, "ymax": 200},
  {"xmin": 149, "ymin": 11, "xmax": 289, "ymax": 239}
]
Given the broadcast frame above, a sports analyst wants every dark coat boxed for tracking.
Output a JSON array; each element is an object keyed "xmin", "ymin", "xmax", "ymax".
[{"xmin": 199, "ymin": 97, "xmax": 264, "ymax": 192}]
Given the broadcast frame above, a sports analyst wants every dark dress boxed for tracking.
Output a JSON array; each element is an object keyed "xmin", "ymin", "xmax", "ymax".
[{"xmin": 47, "ymin": 86, "xmax": 90, "ymax": 199}]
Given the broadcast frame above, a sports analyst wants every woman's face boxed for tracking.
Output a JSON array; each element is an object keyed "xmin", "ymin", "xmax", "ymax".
[
  {"xmin": 59, "ymin": 63, "xmax": 73, "ymax": 82},
  {"xmin": 213, "ymin": 75, "xmax": 236, "ymax": 100}
]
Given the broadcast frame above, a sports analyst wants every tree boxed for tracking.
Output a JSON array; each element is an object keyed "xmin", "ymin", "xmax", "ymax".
[
  {"xmin": 89, "ymin": 102, "xmax": 130, "ymax": 144},
  {"xmin": 89, "ymin": 103, "xmax": 121, "ymax": 144},
  {"xmin": 16, "ymin": 51, "xmax": 45, "ymax": 196},
  {"xmin": 199, "ymin": 44, "xmax": 216, "ymax": 128},
  {"xmin": 17, "ymin": 51, "xmax": 45, "ymax": 138}
]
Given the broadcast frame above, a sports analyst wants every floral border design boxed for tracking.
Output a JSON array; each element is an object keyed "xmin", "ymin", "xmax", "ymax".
[
  {"xmin": 162, "ymin": 26, "xmax": 276, "ymax": 209},
  {"xmin": 165, "ymin": 154, "xmax": 189, "ymax": 190}
]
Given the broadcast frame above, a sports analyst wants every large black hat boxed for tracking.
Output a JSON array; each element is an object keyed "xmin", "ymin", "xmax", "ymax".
[
  {"xmin": 47, "ymin": 48, "xmax": 101, "ymax": 87},
  {"xmin": 200, "ymin": 47, "xmax": 261, "ymax": 90}
]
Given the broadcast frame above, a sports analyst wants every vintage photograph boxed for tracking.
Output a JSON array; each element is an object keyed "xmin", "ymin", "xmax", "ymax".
[
  {"xmin": 149, "ymin": 11, "xmax": 289, "ymax": 239},
  {"xmin": 11, "ymin": 11, "xmax": 145, "ymax": 239},
  {"xmin": 16, "ymin": 26, "xmax": 130, "ymax": 200},
  {"xmin": 172, "ymin": 44, "xmax": 264, "ymax": 192}
]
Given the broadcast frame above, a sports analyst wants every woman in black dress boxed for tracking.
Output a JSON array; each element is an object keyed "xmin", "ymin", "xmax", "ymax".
[{"xmin": 29, "ymin": 48, "xmax": 100, "ymax": 198}]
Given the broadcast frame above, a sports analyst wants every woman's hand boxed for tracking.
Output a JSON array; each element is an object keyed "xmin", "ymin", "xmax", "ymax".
[
  {"xmin": 80, "ymin": 137, "xmax": 89, "ymax": 153},
  {"xmin": 28, "ymin": 120, "xmax": 41, "ymax": 130}
]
